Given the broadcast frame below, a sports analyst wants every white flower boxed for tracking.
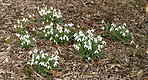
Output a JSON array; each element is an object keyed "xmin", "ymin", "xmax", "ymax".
[
  {"xmin": 32, "ymin": 38, "xmax": 36, "ymax": 41},
  {"xmin": 136, "ymin": 45, "xmax": 139, "ymax": 48},
  {"xmin": 28, "ymin": 51, "xmax": 32, "ymax": 55},
  {"xmin": 45, "ymin": 25, "xmax": 51, "ymax": 29},
  {"xmin": 17, "ymin": 20, "xmax": 20, "ymax": 24},
  {"xmin": 115, "ymin": 28, "xmax": 118, "ymax": 31},
  {"xmin": 94, "ymin": 38, "xmax": 98, "ymax": 43},
  {"xmin": 16, "ymin": 34, "xmax": 20, "ymax": 37},
  {"xmin": 68, "ymin": 23, "xmax": 74, "ymax": 27},
  {"xmin": 130, "ymin": 40, "xmax": 134, "ymax": 44},
  {"xmin": 39, "ymin": 27, "xmax": 42, "ymax": 30},
  {"xmin": 53, "ymin": 61, "xmax": 59, "ymax": 67},
  {"xmin": 101, "ymin": 27, "xmax": 105, "ymax": 30},
  {"xmin": 36, "ymin": 55, "xmax": 40, "ymax": 60},
  {"xmin": 45, "ymin": 34, "xmax": 47, "ymax": 37},
  {"xmin": 125, "ymin": 30, "xmax": 129, "ymax": 33},
  {"xmin": 26, "ymin": 31, "xmax": 28, "ymax": 34},
  {"xmin": 118, "ymin": 26, "xmax": 121, "ymax": 29},
  {"xmin": 41, "ymin": 53, "xmax": 45, "ymax": 59},
  {"xmin": 26, "ymin": 35, "xmax": 30, "ymax": 38},
  {"xmin": 53, "ymin": 55, "xmax": 60, "ymax": 61},
  {"xmin": 102, "ymin": 20, "xmax": 105, "ymax": 24},
  {"xmin": 50, "ymin": 7, "xmax": 53, "ymax": 10},
  {"xmin": 88, "ymin": 57, "xmax": 91, "ymax": 60},
  {"xmin": 123, "ymin": 23, "xmax": 127, "ymax": 26},
  {"xmin": 94, "ymin": 50, "xmax": 98, "ymax": 54},
  {"xmin": 79, "ymin": 31, "xmax": 84, "ymax": 36},
  {"xmin": 47, "ymin": 66, "xmax": 51, "ymax": 69},
  {"xmin": 29, "ymin": 15, "xmax": 32, "ymax": 18},
  {"xmin": 87, "ymin": 45, "xmax": 92, "ymax": 50},
  {"xmin": 47, "ymin": 31, "xmax": 50, "ymax": 34},
  {"xmin": 97, "ymin": 35, "xmax": 103, "ymax": 41},
  {"xmin": 32, "ymin": 28, "xmax": 35, "ymax": 31},
  {"xmin": 45, "ymin": 53, "xmax": 48, "ymax": 56},
  {"xmin": 122, "ymin": 33, "xmax": 126, "ymax": 36},
  {"xmin": 43, "ymin": 30, "xmax": 46, "ymax": 33},
  {"xmin": 40, "ymin": 50, "xmax": 43, "ymax": 54},
  {"xmin": 54, "ymin": 51, "xmax": 59, "ymax": 54},
  {"xmin": 55, "ymin": 34, "xmax": 59, "ymax": 37},
  {"xmin": 50, "ymin": 37, "xmax": 53, "ymax": 41},
  {"xmin": 34, "ymin": 49, "xmax": 38, "ymax": 53},
  {"xmin": 110, "ymin": 27, "xmax": 114, "ymax": 32},
  {"xmin": 77, "ymin": 25, "xmax": 80, "ymax": 28},
  {"xmin": 111, "ymin": 23, "xmax": 116, "ymax": 27},
  {"xmin": 14, "ymin": 25, "xmax": 17, "ymax": 28},
  {"xmin": 27, "ymin": 62, "xmax": 30, "ymax": 64},
  {"xmin": 73, "ymin": 44, "xmax": 80, "ymax": 50},
  {"xmin": 122, "ymin": 26, "xmax": 125, "ymax": 29},
  {"xmin": 102, "ymin": 41, "xmax": 106, "ymax": 45},
  {"xmin": 35, "ymin": 61, "xmax": 38, "ymax": 64},
  {"xmin": 32, "ymin": 14, "xmax": 35, "ymax": 17}
]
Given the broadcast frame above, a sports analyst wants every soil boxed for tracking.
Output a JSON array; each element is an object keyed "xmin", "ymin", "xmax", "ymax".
[{"xmin": 0, "ymin": 0, "xmax": 148, "ymax": 80}]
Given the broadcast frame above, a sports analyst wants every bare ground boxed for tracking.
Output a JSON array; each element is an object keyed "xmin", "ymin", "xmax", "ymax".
[{"xmin": 0, "ymin": 0, "xmax": 148, "ymax": 80}]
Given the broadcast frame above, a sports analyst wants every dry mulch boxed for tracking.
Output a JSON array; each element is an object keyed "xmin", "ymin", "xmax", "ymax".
[{"xmin": 0, "ymin": 0, "xmax": 148, "ymax": 80}]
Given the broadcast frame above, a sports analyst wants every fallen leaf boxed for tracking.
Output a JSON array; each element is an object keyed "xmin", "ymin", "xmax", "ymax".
[
  {"xmin": 137, "ymin": 70, "xmax": 143, "ymax": 80},
  {"xmin": 53, "ymin": 72, "xmax": 63, "ymax": 77},
  {"xmin": 146, "ymin": 4, "xmax": 148, "ymax": 13}
]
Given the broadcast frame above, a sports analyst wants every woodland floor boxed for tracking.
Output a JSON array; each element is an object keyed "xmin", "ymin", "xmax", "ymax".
[{"xmin": 0, "ymin": 0, "xmax": 148, "ymax": 80}]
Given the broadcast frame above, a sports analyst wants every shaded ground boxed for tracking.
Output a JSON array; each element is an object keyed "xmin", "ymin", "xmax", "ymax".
[{"xmin": 0, "ymin": 0, "xmax": 148, "ymax": 80}]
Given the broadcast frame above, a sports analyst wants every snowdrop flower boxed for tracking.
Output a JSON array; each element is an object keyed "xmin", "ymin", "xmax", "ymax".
[
  {"xmin": 41, "ymin": 53, "xmax": 45, "ymax": 59},
  {"xmin": 29, "ymin": 15, "xmax": 32, "ymax": 18},
  {"xmin": 32, "ymin": 28, "xmax": 35, "ymax": 31},
  {"xmin": 122, "ymin": 33, "xmax": 126, "ymax": 36},
  {"xmin": 53, "ymin": 55, "xmax": 59, "ymax": 61},
  {"xmin": 26, "ymin": 35, "xmax": 30, "ymax": 38},
  {"xmin": 36, "ymin": 55, "xmax": 40, "ymax": 60},
  {"xmin": 111, "ymin": 23, "xmax": 116, "ymax": 27},
  {"xmin": 16, "ymin": 34, "xmax": 20, "ymax": 37},
  {"xmin": 118, "ymin": 26, "xmax": 122, "ymax": 29},
  {"xmin": 43, "ymin": 30, "xmax": 46, "ymax": 33},
  {"xmin": 32, "ymin": 38, "xmax": 36, "ymax": 41},
  {"xmin": 54, "ymin": 51, "xmax": 59, "ymax": 54},
  {"xmin": 50, "ymin": 37, "xmax": 53, "ymax": 41},
  {"xmin": 39, "ymin": 27, "xmax": 42, "ymax": 30},
  {"xmin": 34, "ymin": 49, "xmax": 38, "ymax": 53},
  {"xmin": 40, "ymin": 50, "xmax": 43, "ymax": 54},
  {"xmin": 28, "ymin": 51, "xmax": 32, "ymax": 55},
  {"xmin": 122, "ymin": 26, "xmax": 125, "ymax": 29},
  {"xmin": 35, "ymin": 61, "xmax": 38, "ymax": 64},
  {"xmin": 26, "ymin": 31, "xmax": 28, "ymax": 34},
  {"xmin": 102, "ymin": 41, "xmax": 106, "ymax": 45},
  {"xmin": 115, "ymin": 28, "xmax": 118, "ymax": 31},
  {"xmin": 68, "ymin": 23, "xmax": 74, "ymax": 27},
  {"xmin": 123, "ymin": 23, "xmax": 127, "ymax": 26},
  {"xmin": 125, "ymin": 30, "xmax": 129, "ymax": 33},
  {"xmin": 102, "ymin": 20, "xmax": 105, "ymax": 24},
  {"xmin": 130, "ymin": 40, "xmax": 134, "ymax": 44},
  {"xmin": 53, "ymin": 61, "xmax": 59, "ymax": 67},
  {"xmin": 45, "ymin": 34, "xmax": 47, "ymax": 37},
  {"xmin": 77, "ymin": 25, "xmax": 80, "ymax": 28},
  {"xmin": 110, "ymin": 27, "xmax": 114, "ymax": 32},
  {"xmin": 79, "ymin": 31, "xmax": 84, "ymax": 36},
  {"xmin": 136, "ymin": 45, "xmax": 139, "ymax": 48},
  {"xmin": 45, "ymin": 53, "xmax": 48, "ymax": 56},
  {"xmin": 88, "ymin": 45, "xmax": 92, "ymax": 50},
  {"xmin": 97, "ymin": 35, "xmax": 103, "ymax": 41},
  {"xmin": 55, "ymin": 34, "xmax": 59, "ymax": 37},
  {"xmin": 63, "ymin": 35, "xmax": 69, "ymax": 41},
  {"xmin": 27, "ymin": 62, "xmax": 30, "ymax": 64},
  {"xmin": 45, "ymin": 25, "xmax": 51, "ymax": 29},
  {"xmin": 94, "ymin": 50, "xmax": 98, "ymax": 54},
  {"xmin": 101, "ymin": 27, "xmax": 105, "ymax": 30},
  {"xmin": 32, "ymin": 14, "xmax": 35, "ymax": 17},
  {"xmin": 59, "ymin": 37, "xmax": 63, "ymax": 40},
  {"xmin": 94, "ymin": 38, "xmax": 98, "ymax": 43},
  {"xmin": 47, "ymin": 66, "xmax": 51, "ymax": 69},
  {"xmin": 14, "ymin": 25, "xmax": 17, "ymax": 28},
  {"xmin": 73, "ymin": 44, "xmax": 80, "ymax": 50},
  {"xmin": 88, "ymin": 57, "xmax": 91, "ymax": 60},
  {"xmin": 17, "ymin": 20, "xmax": 20, "ymax": 24}
]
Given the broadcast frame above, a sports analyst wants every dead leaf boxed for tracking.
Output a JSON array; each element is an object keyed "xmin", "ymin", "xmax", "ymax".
[
  {"xmin": 146, "ymin": 4, "xmax": 148, "ymax": 13},
  {"xmin": 53, "ymin": 72, "xmax": 63, "ymax": 77},
  {"xmin": 137, "ymin": 70, "xmax": 143, "ymax": 80},
  {"xmin": 146, "ymin": 49, "xmax": 148, "ymax": 54},
  {"xmin": 51, "ymin": 44, "xmax": 60, "ymax": 47}
]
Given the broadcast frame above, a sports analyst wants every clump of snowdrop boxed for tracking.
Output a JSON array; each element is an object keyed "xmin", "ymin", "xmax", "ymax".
[
  {"xmin": 27, "ymin": 48, "xmax": 61, "ymax": 76},
  {"xmin": 73, "ymin": 29, "xmax": 106, "ymax": 61},
  {"xmin": 103, "ymin": 22, "xmax": 133, "ymax": 42},
  {"xmin": 38, "ymin": 7, "xmax": 62, "ymax": 24},
  {"xmin": 15, "ymin": 32, "xmax": 36, "ymax": 49},
  {"xmin": 39, "ymin": 22, "xmax": 73, "ymax": 45}
]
